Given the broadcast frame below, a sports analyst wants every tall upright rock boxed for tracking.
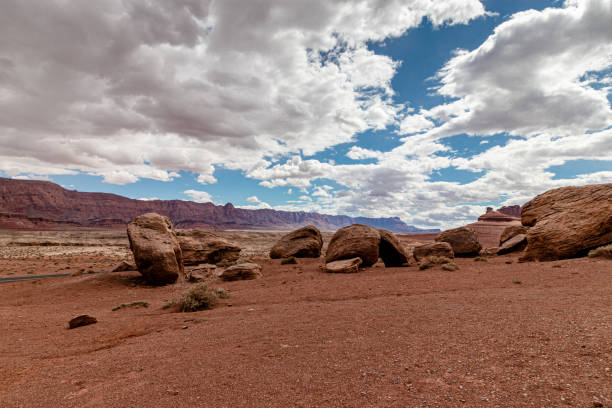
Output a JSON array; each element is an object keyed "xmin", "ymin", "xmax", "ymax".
[{"xmin": 127, "ymin": 213, "xmax": 184, "ymax": 285}]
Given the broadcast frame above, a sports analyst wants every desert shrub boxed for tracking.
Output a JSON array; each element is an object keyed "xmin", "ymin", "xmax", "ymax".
[
  {"xmin": 280, "ymin": 256, "xmax": 297, "ymax": 265},
  {"xmin": 112, "ymin": 301, "xmax": 149, "ymax": 311},
  {"xmin": 164, "ymin": 284, "xmax": 228, "ymax": 312},
  {"xmin": 588, "ymin": 244, "xmax": 612, "ymax": 259},
  {"xmin": 441, "ymin": 262, "xmax": 459, "ymax": 271},
  {"xmin": 419, "ymin": 256, "xmax": 453, "ymax": 270},
  {"xmin": 474, "ymin": 257, "xmax": 487, "ymax": 262}
]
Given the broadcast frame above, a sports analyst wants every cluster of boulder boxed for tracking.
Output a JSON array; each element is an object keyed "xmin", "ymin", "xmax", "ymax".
[
  {"xmin": 126, "ymin": 213, "xmax": 253, "ymax": 285},
  {"xmin": 125, "ymin": 183, "xmax": 610, "ymax": 285}
]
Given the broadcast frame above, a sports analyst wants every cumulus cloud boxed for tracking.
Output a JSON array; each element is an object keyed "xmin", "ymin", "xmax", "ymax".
[
  {"xmin": 424, "ymin": 0, "xmax": 612, "ymax": 138},
  {"xmin": 0, "ymin": 0, "xmax": 487, "ymax": 184},
  {"xmin": 183, "ymin": 189, "xmax": 213, "ymax": 203}
]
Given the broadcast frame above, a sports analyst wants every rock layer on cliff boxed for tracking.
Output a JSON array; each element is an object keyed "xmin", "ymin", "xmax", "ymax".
[{"xmin": 0, "ymin": 177, "xmax": 437, "ymax": 233}]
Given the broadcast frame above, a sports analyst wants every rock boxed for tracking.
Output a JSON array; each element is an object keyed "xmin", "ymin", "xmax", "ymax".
[
  {"xmin": 377, "ymin": 229, "xmax": 410, "ymax": 267},
  {"xmin": 520, "ymin": 184, "xmax": 612, "ymax": 261},
  {"xmin": 500, "ymin": 225, "xmax": 528, "ymax": 245},
  {"xmin": 68, "ymin": 315, "xmax": 97, "ymax": 329},
  {"xmin": 435, "ymin": 227, "xmax": 482, "ymax": 257},
  {"xmin": 185, "ymin": 264, "xmax": 217, "ymax": 282},
  {"xmin": 497, "ymin": 234, "xmax": 527, "ymax": 255},
  {"xmin": 269, "ymin": 225, "xmax": 323, "ymax": 259},
  {"xmin": 219, "ymin": 263, "xmax": 262, "ymax": 281},
  {"xmin": 127, "ymin": 213, "xmax": 183, "ymax": 285},
  {"xmin": 413, "ymin": 242, "xmax": 454, "ymax": 262},
  {"xmin": 325, "ymin": 224, "xmax": 381, "ymax": 267},
  {"xmin": 176, "ymin": 229, "xmax": 241, "ymax": 266},
  {"xmin": 324, "ymin": 257, "xmax": 362, "ymax": 273},
  {"xmin": 479, "ymin": 247, "xmax": 499, "ymax": 257},
  {"xmin": 111, "ymin": 261, "xmax": 137, "ymax": 272}
]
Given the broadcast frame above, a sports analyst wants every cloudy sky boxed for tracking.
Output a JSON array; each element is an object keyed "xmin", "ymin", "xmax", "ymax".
[{"xmin": 1, "ymin": 0, "xmax": 611, "ymax": 228}]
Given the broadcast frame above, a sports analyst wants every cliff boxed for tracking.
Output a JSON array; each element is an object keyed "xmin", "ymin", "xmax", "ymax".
[{"xmin": 0, "ymin": 177, "xmax": 438, "ymax": 233}]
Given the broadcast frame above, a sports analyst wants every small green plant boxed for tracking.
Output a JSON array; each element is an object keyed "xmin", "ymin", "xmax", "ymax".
[
  {"xmin": 112, "ymin": 301, "xmax": 149, "ymax": 311},
  {"xmin": 164, "ymin": 284, "xmax": 228, "ymax": 312},
  {"xmin": 474, "ymin": 257, "xmax": 487, "ymax": 262},
  {"xmin": 280, "ymin": 256, "xmax": 297, "ymax": 265},
  {"xmin": 588, "ymin": 244, "xmax": 612, "ymax": 259},
  {"xmin": 418, "ymin": 255, "xmax": 453, "ymax": 270}
]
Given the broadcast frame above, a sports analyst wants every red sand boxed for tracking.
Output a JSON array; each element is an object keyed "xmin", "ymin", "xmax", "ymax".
[{"xmin": 1, "ymin": 255, "xmax": 611, "ymax": 407}]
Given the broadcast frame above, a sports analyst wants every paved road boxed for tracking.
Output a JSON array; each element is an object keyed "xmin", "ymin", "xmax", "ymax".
[{"xmin": 0, "ymin": 271, "xmax": 104, "ymax": 284}]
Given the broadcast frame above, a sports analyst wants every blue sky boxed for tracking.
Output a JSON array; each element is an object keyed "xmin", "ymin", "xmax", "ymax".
[{"xmin": 1, "ymin": 0, "xmax": 611, "ymax": 228}]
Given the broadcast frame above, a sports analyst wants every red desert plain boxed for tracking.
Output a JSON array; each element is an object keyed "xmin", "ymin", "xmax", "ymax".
[{"xmin": 1, "ymin": 224, "xmax": 611, "ymax": 408}]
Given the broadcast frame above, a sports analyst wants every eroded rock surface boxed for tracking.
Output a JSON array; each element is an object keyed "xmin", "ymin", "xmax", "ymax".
[
  {"xmin": 325, "ymin": 224, "xmax": 381, "ymax": 267},
  {"xmin": 269, "ymin": 226, "xmax": 323, "ymax": 259},
  {"xmin": 219, "ymin": 263, "xmax": 262, "ymax": 281},
  {"xmin": 324, "ymin": 257, "xmax": 362, "ymax": 273},
  {"xmin": 127, "ymin": 213, "xmax": 183, "ymax": 285},
  {"xmin": 435, "ymin": 227, "xmax": 482, "ymax": 257},
  {"xmin": 500, "ymin": 225, "xmax": 528, "ymax": 245},
  {"xmin": 521, "ymin": 184, "xmax": 612, "ymax": 261},
  {"xmin": 413, "ymin": 242, "xmax": 454, "ymax": 262},
  {"xmin": 177, "ymin": 229, "xmax": 240, "ymax": 266},
  {"xmin": 378, "ymin": 229, "xmax": 410, "ymax": 267},
  {"xmin": 497, "ymin": 234, "xmax": 527, "ymax": 255}
]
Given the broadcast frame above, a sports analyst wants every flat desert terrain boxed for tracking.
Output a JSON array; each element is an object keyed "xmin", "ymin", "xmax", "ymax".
[{"xmin": 0, "ymin": 230, "xmax": 610, "ymax": 407}]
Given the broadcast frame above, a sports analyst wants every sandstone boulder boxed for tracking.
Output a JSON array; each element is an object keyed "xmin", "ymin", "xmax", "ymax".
[
  {"xmin": 111, "ymin": 261, "xmax": 137, "ymax": 272},
  {"xmin": 500, "ymin": 225, "xmax": 528, "ymax": 245},
  {"xmin": 325, "ymin": 224, "xmax": 381, "ymax": 267},
  {"xmin": 269, "ymin": 225, "xmax": 323, "ymax": 259},
  {"xmin": 324, "ymin": 257, "xmax": 362, "ymax": 273},
  {"xmin": 127, "ymin": 213, "xmax": 183, "ymax": 285},
  {"xmin": 185, "ymin": 264, "xmax": 217, "ymax": 282},
  {"xmin": 413, "ymin": 242, "xmax": 454, "ymax": 262},
  {"xmin": 520, "ymin": 184, "xmax": 612, "ymax": 261},
  {"xmin": 68, "ymin": 315, "xmax": 97, "ymax": 329},
  {"xmin": 497, "ymin": 234, "xmax": 527, "ymax": 255},
  {"xmin": 377, "ymin": 229, "xmax": 410, "ymax": 267},
  {"xmin": 479, "ymin": 247, "xmax": 499, "ymax": 257},
  {"xmin": 176, "ymin": 229, "xmax": 241, "ymax": 266},
  {"xmin": 435, "ymin": 227, "xmax": 482, "ymax": 257},
  {"xmin": 219, "ymin": 263, "xmax": 262, "ymax": 281}
]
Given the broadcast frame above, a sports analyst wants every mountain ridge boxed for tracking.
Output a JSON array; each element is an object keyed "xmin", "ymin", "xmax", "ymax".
[{"xmin": 0, "ymin": 177, "xmax": 439, "ymax": 233}]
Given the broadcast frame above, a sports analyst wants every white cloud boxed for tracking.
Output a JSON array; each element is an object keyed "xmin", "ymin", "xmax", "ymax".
[
  {"xmin": 137, "ymin": 197, "xmax": 160, "ymax": 201},
  {"xmin": 246, "ymin": 196, "xmax": 260, "ymax": 203},
  {"xmin": 0, "ymin": 0, "xmax": 488, "ymax": 184},
  {"xmin": 183, "ymin": 189, "xmax": 213, "ymax": 203},
  {"xmin": 425, "ymin": 0, "xmax": 612, "ymax": 139}
]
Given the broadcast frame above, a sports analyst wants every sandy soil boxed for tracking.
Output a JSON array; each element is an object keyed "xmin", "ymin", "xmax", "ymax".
[{"xmin": 0, "ymin": 230, "xmax": 610, "ymax": 407}]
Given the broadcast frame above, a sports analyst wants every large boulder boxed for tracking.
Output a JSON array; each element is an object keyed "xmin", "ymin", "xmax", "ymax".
[
  {"xmin": 413, "ymin": 242, "xmax": 454, "ymax": 262},
  {"xmin": 520, "ymin": 184, "xmax": 612, "ymax": 261},
  {"xmin": 497, "ymin": 234, "xmax": 527, "ymax": 255},
  {"xmin": 325, "ymin": 224, "xmax": 381, "ymax": 267},
  {"xmin": 324, "ymin": 257, "xmax": 362, "ymax": 273},
  {"xmin": 127, "ymin": 213, "xmax": 183, "ymax": 285},
  {"xmin": 435, "ymin": 227, "xmax": 482, "ymax": 257},
  {"xmin": 219, "ymin": 262, "xmax": 262, "ymax": 281},
  {"xmin": 500, "ymin": 225, "xmax": 528, "ymax": 245},
  {"xmin": 269, "ymin": 226, "xmax": 323, "ymax": 259},
  {"xmin": 176, "ymin": 229, "xmax": 241, "ymax": 266},
  {"xmin": 377, "ymin": 229, "xmax": 410, "ymax": 267}
]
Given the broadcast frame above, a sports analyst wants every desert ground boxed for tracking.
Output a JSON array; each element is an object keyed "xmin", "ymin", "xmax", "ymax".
[{"xmin": 0, "ymin": 230, "xmax": 610, "ymax": 407}]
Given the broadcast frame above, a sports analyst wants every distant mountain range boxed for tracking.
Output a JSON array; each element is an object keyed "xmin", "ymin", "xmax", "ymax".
[{"xmin": 0, "ymin": 178, "xmax": 439, "ymax": 233}]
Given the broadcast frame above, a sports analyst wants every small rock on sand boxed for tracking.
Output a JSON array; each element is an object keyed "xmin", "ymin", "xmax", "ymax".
[{"xmin": 68, "ymin": 315, "xmax": 97, "ymax": 329}]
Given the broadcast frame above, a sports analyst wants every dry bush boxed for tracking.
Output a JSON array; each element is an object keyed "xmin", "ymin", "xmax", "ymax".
[
  {"xmin": 164, "ymin": 284, "xmax": 228, "ymax": 312},
  {"xmin": 419, "ymin": 256, "xmax": 454, "ymax": 270},
  {"xmin": 112, "ymin": 301, "xmax": 149, "ymax": 311},
  {"xmin": 588, "ymin": 244, "xmax": 612, "ymax": 259}
]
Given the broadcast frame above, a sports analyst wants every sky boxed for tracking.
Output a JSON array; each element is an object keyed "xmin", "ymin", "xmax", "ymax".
[{"xmin": 1, "ymin": 0, "xmax": 611, "ymax": 229}]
